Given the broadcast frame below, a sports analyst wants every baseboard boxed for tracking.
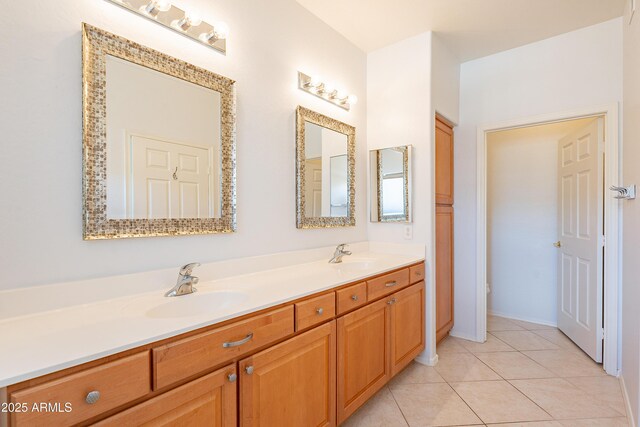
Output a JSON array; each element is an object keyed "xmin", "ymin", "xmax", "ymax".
[
  {"xmin": 488, "ymin": 310, "xmax": 558, "ymax": 328},
  {"xmin": 415, "ymin": 353, "xmax": 438, "ymax": 366},
  {"xmin": 620, "ymin": 375, "xmax": 636, "ymax": 427},
  {"xmin": 449, "ymin": 329, "xmax": 482, "ymax": 342}
]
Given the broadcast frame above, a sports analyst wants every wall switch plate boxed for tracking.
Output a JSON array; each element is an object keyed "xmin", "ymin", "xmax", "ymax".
[{"xmin": 403, "ymin": 225, "xmax": 413, "ymax": 240}]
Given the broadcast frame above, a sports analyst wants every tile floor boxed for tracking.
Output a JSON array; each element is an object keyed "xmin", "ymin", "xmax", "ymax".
[{"xmin": 342, "ymin": 315, "xmax": 629, "ymax": 427}]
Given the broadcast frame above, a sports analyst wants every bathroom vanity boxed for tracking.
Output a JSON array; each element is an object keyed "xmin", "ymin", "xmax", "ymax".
[{"xmin": 1, "ymin": 255, "xmax": 425, "ymax": 426}]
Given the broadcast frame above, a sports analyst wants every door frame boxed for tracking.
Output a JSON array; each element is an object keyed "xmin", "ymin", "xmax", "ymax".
[{"xmin": 475, "ymin": 103, "xmax": 621, "ymax": 376}]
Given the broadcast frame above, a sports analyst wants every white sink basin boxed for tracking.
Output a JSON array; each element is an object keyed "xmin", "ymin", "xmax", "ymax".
[
  {"xmin": 331, "ymin": 259, "xmax": 376, "ymax": 274},
  {"xmin": 143, "ymin": 290, "xmax": 250, "ymax": 319}
]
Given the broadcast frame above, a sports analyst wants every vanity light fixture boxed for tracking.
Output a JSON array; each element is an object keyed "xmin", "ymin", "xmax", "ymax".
[
  {"xmin": 298, "ymin": 71, "xmax": 358, "ymax": 111},
  {"xmin": 105, "ymin": 0, "xmax": 229, "ymax": 54}
]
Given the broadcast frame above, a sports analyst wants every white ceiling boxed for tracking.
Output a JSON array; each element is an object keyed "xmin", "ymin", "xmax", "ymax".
[{"xmin": 295, "ymin": 0, "xmax": 625, "ymax": 61}]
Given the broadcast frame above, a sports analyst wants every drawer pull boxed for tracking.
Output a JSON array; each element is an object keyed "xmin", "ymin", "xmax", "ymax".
[
  {"xmin": 227, "ymin": 373, "xmax": 237, "ymax": 383},
  {"xmin": 415, "ymin": 271, "xmax": 422, "ymax": 276},
  {"xmin": 387, "ymin": 297, "xmax": 397, "ymax": 305},
  {"xmin": 245, "ymin": 365, "xmax": 254, "ymax": 375},
  {"xmin": 223, "ymin": 333, "xmax": 254, "ymax": 348},
  {"xmin": 316, "ymin": 307, "xmax": 324, "ymax": 315},
  {"xmin": 385, "ymin": 281, "xmax": 398, "ymax": 288},
  {"xmin": 351, "ymin": 294, "xmax": 359, "ymax": 301},
  {"xmin": 85, "ymin": 390, "xmax": 101, "ymax": 405}
]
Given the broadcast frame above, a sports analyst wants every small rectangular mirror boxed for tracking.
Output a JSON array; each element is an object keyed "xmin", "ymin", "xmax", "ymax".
[
  {"xmin": 370, "ymin": 146, "xmax": 412, "ymax": 223},
  {"xmin": 296, "ymin": 106, "xmax": 355, "ymax": 228}
]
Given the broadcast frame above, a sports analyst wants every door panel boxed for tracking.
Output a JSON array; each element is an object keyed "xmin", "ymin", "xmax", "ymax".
[
  {"xmin": 436, "ymin": 205, "xmax": 454, "ymax": 342},
  {"xmin": 390, "ymin": 282, "xmax": 426, "ymax": 375},
  {"xmin": 557, "ymin": 118, "xmax": 604, "ymax": 362},
  {"xmin": 435, "ymin": 118, "xmax": 454, "ymax": 205}
]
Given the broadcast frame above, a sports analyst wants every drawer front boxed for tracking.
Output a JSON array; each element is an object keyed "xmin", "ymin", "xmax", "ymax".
[
  {"xmin": 10, "ymin": 352, "xmax": 150, "ymax": 426},
  {"xmin": 153, "ymin": 306, "xmax": 294, "ymax": 390},
  {"xmin": 410, "ymin": 263, "xmax": 425, "ymax": 284},
  {"xmin": 367, "ymin": 268, "xmax": 410, "ymax": 301},
  {"xmin": 335, "ymin": 282, "xmax": 367, "ymax": 315},
  {"xmin": 295, "ymin": 293, "xmax": 336, "ymax": 331}
]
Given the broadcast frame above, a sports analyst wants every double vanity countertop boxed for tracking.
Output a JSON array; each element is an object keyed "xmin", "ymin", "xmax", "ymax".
[{"xmin": 0, "ymin": 247, "xmax": 424, "ymax": 388}]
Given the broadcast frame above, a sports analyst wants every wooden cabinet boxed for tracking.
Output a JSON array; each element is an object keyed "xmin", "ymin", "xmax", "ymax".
[
  {"xmin": 295, "ymin": 292, "xmax": 336, "ymax": 331},
  {"xmin": 239, "ymin": 321, "xmax": 336, "ymax": 427},
  {"xmin": 435, "ymin": 116, "xmax": 454, "ymax": 205},
  {"xmin": 390, "ymin": 282, "xmax": 426, "ymax": 375},
  {"xmin": 94, "ymin": 364, "xmax": 237, "ymax": 427},
  {"xmin": 366, "ymin": 268, "xmax": 410, "ymax": 301},
  {"xmin": 436, "ymin": 205, "xmax": 454, "ymax": 342},
  {"xmin": 335, "ymin": 282, "xmax": 367, "ymax": 315}
]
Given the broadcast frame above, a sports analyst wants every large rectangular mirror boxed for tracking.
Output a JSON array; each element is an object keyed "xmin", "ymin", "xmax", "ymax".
[
  {"xmin": 82, "ymin": 24, "xmax": 236, "ymax": 239},
  {"xmin": 296, "ymin": 106, "xmax": 355, "ymax": 228},
  {"xmin": 370, "ymin": 146, "xmax": 412, "ymax": 223}
]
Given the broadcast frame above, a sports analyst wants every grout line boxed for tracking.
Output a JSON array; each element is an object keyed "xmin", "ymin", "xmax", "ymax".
[{"xmin": 386, "ymin": 385, "xmax": 411, "ymax": 427}]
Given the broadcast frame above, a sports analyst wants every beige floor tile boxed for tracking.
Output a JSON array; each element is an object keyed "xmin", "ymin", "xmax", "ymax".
[
  {"xmin": 475, "ymin": 351, "xmax": 556, "ymax": 379},
  {"xmin": 389, "ymin": 361, "xmax": 445, "ymax": 386},
  {"xmin": 450, "ymin": 380, "xmax": 552, "ymax": 424},
  {"xmin": 488, "ymin": 315, "xmax": 525, "ymax": 332},
  {"xmin": 486, "ymin": 422, "xmax": 562, "ymax": 427},
  {"xmin": 565, "ymin": 376, "xmax": 626, "ymax": 414},
  {"xmin": 523, "ymin": 350, "xmax": 606, "ymax": 377},
  {"xmin": 530, "ymin": 330, "xmax": 583, "ymax": 352},
  {"xmin": 492, "ymin": 331, "xmax": 560, "ymax": 351},
  {"xmin": 558, "ymin": 418, "xmax": 629, "ymax": 426},
  {"xmin": 510, "ymin": 319, "xmax": 557, "ymax": 331},
  {"xmin": 434, "ymin": 352, "xmax": 501, "ymax": 382},
  {"xmin": 458, "ymin": 333, "xmax": 516, "ymax": 353},
  {"xmin": 437, "ymin": 336, "xmax": 470, "ymax": 354},
  {"xmin": 341, "ymin": 386, "xmax": 408, "ymax": 427},
  {"xmin": 509, "ymin": 378, "xmax": 624, "ymax": 419},
  {"xmin": 390, "ymin": 382, "xmax": 482, "ymax": 426}
]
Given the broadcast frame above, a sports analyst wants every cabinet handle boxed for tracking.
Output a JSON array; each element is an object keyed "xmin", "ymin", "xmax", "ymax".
[
  {"xmin": 415, "ymin": 271, "xmax": 422, "ymax": 276},
  {"xmin": 387, "ymin": 297, "xmax": 397, "ymax": 305},
  {"xmin": 245, "ymin": 365, "xmax": 254, "ymax": 375},
  {"xmin": 227, "ymin": 372, "xmax": 237, "ymax": 382},
  {"xmin": 223, "ymin": 333, "xmax": 254, "ymax": 348},
  {"xmin": 385, "ymin": 281, "xmax": 398, "ymax": 287},
  {"xmin": 351, "ymin": 294, "xmax": 359, "ymax": 301},
  {"xmin": 316, "ymin": 307, "xmax": 324, "ymax": 315},
  {"xmin": 85, "ymin": 391, "xmax": 100, "ymax": 404}
]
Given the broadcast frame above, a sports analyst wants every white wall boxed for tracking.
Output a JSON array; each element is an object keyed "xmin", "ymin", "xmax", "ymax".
[
  {"xmin": 486, "ymin": 119, "xmax": 594, "ymax": 325},
  {"xmin": 621, "ymin": 1, "xmax": 640, "ymax": 424},
  {"xmin": 455, "ymin": 18, "xmax": 623, "ymax": 339},
  {"xmin": 0, "ymin": 0, "xmax": 367, "ymax": 290}
]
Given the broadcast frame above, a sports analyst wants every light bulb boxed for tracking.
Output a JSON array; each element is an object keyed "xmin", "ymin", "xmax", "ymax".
[
  {"xmin": 322, "ymin": 83, "xmax": 335, "ymax": 94},
  {"xmin": 310, "ymin": 75, "xmax": 322, "ymax": 87},
  {"xmin": 155, "ymin": 0, "xmax": 171, "ymax": 11},
  {"xmin": 185, "ymin": 11, "xmax": 202, "ymax": 26},
  {"xmin": 142, "ymin": 0, "xmax": 171, "ymax": 17},
  {"xmin": 335, "ymin": 91, "xmax": 347, "ymax": 101},
  {"xmin": 213, "ymin": 21, "xmax": 229, "ymax": 39},
  {"xmin": 347, "ymin": 95, "xmax": 358, "ymax": 105}
]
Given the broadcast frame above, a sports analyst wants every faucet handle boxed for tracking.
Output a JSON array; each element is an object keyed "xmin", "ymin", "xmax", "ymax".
[
  {"xmin": 179, "ymin": 262, "xmax": 201, "ymax": 276},
  {"xmin": 336, "ymin": 243, "xmax": 347, "ymax": 251}
]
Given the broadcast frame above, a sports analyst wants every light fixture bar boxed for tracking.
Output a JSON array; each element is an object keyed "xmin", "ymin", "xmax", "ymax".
[
  {"xmin": 297, "ymin": 71, "xmax": 357, "ymax": 111},
  {"xmin": 105, "ymin": 0, "xmax": 228, "ymax": 54}
]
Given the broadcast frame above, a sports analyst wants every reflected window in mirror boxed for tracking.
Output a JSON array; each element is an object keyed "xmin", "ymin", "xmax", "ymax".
[
  {"xmin": 370, "ymin": 146, "xmax": 412, "ymax": 223},
  {"xmin": 296, "ymin": 107, "xmax": 355, "ymax": 228}
]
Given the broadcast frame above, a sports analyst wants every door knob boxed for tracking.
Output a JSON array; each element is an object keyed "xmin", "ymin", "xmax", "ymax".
[
  {"xmin": 245, "ymin": 365, "xmax": 254, "ymax": 375},
  {"xmin": 553, "ymin": 241, "xmax": 562, "ymax": 248}
]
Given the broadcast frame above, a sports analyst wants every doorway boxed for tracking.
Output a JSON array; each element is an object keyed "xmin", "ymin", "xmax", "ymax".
[{"xmin": 475, "ymin": 104, "xmax": 621, "ymax": 376}]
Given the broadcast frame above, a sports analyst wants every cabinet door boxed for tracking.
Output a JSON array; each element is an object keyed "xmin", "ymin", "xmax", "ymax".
[
  {"xmin": 93, "ymin": 364, "xmax": 237, "ymax": 427},
  {"xmin": 435, "ymin": 117, "xmax": 454, "ymax": 205},
  {"xmin": 239, "ymin": 321, "xmax": 336, "ymax": 427},
  {"xmin": 436, "ymin": 205, "xmax": 454, "ymax": 342},
  {"xmin": 390, "ymin": 281, "xmax": 426, "ymax": 375},
  {"xmin": 337, "ymin": 298, "xmax": 390, "ymax": 424}
]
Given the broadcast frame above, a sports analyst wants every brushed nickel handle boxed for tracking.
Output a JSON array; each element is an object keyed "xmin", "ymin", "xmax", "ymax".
[
  {"xmin": 387, "ymin": 297, "xmax": 397, "ymax": 305},
  {"xmin": 227, "ymin": 373, "xmax": 237, "ymax": 382},
  {"xmin": 415, "ymin": 271, "xmax": 422, "ymax": 276},
  {"xmin": 385, "ymin": 281, "xmax": 398, "ymax": 288},
  {"xmin": 223, "ymin": 333, "xmax": 254, "ymax": 348},
  {"xmin": 85, "ymin": 391, "xmax": 100, "ymax": 404},
  {"xmin": 316, "ymin": 307, "xmax": 324, "ymax": 315},
  {"xmin": 351, "ymin": 294, "xmax": 359, "ymax": 301},
  {"xmin": 245, "ymin": 365, "xmax": 254, "ymax": 375},
  {"xmin": 553, "ymin": 241, "xmax": 562, "ymax": 248}
]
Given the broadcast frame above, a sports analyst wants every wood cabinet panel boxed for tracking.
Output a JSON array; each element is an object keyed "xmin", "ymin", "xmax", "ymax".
[
  {"xmin": 436, "ymin": 205, "xmax": 454, "ymax": 342},
  {"xmin": 337, "ymin": 298, "xmax": 390, "ymax": 424},
  {"xmin": 153, "ymin": 306, "xmax": 294, "ymax": 390},
  {"xmin": 94, "ymin": 364, "xmax": 237, "ymax": 427},
  {"xmin": 435, "ymin": 117, "xmax": 454, "ymax": 205},
  {"xmin": 390, "ymin": 282, "xmax": 426, "ymax": 375},
  {"xmin": 10, "ymin": 352, "xmax": 150, "ymax": 426},
  {"xmin": 409, "ymin": 263, "xmax": 425, "ymax": 284},
  {"xmin": 367, "ymin": 268, "xmax": 410, "ymax": 301},
  {"xmin": 335, "ymin": 282, "xmax": 367, "ymax": 315},
  {"xmin": 239, "ymin": 321, "xmax": 336, "ymax": 427},
  {"xmin": 295, "ymin": 292, "xmax": 336, "ymax": 331}
]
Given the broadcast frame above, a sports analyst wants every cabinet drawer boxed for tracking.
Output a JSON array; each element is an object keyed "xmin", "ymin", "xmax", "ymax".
[
  {"xmin": 367, "ymin": 268, "xmax": 410, "ymax": 301},
  {"xmin": 295, "ymin": 293, "xmax": 336, "ymax": 331},
  {"xmin": 336, "ymin": 282, "xmax": 367, "ymax": 315},
  {"xmin": 10, "ymin": 352, "xmax": 150, "ymax": 426},
  {"xmin": 409, "ymin": 263, "xmax": 425, "ymax": 284},
  {"xmin": 153, "ymin": 306, "xmax": 294, "ymax": 390}
]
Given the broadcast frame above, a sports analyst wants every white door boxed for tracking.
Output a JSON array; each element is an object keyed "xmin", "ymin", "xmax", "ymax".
[
  {"xmin": 129, "ymin": 135, "xmax": 212, "ymax": 219},
  {"xmin": 305, "ymin": 158, "xmax": 322, "ymax": 217},
  {"xmin": 557, "ymin": 118, "xmax": 604, "ymax": 362}
]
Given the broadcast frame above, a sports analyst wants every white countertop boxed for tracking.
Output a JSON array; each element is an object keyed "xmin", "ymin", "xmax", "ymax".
[{"xmin": 0, "ymin": 246, "xmax": 424, "ymax": 387}]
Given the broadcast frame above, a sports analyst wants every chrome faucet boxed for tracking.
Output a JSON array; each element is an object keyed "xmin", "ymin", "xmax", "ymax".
[
  {"xmin": 329, "ymin": 244, "xmax": 352, "ymax": 264},
  {"xmin": 165, "ymin": 263, "xmax": 200, "ymax": 297}
]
